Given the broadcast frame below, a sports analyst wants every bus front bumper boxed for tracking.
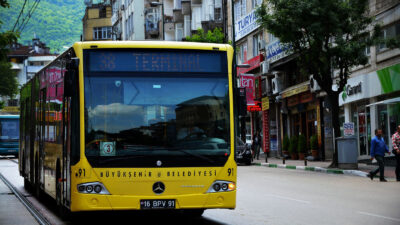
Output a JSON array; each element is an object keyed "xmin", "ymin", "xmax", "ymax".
[{"xmin": 70, "ymin": 191, "xmax": 236, "ymax": 212}]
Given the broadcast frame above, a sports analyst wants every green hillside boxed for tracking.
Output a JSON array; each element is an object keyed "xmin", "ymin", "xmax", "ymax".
[{"xmin": 0, "ymin": 0, "xmax": 85, "ymax": 53}]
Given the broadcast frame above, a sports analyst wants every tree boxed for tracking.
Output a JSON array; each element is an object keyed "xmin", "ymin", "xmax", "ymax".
[
  {"xmin": 255, "ymin": 0, "xmax": 385, "ymax": 167},
  {"xmin": 0, "ymin": 0, "xmax": 19, "ymax": 101},
  {"xmin": 185, "ymin": 28, "xmax": 228, "ymax": 44}
]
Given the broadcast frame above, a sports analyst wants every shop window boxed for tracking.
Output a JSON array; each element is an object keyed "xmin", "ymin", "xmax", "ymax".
[
  {"xmin": 377, "ymin": 104, "xmax": 388, "ymax": 145},
  {"xmin": 388, "ymin": 103, "xmax": 400, "ymax": 147},
  {"xmin": 339, "ymin": 108, "xmax": 344, "ymax": 137}
]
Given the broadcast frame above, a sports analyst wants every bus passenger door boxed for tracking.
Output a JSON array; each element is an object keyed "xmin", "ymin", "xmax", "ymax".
[
  {"xmin": 62, "ymin": 96, "xmax": 71, "ymax": 208},
  {"xmin": 38, "ymin": 89, "xmax": 46, "ymax": 189}
]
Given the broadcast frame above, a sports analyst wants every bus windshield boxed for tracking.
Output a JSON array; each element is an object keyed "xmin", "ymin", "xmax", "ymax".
[
  {"xmin": 0, "ymin": 118, "xmax": 19, "ymax": 141},
  {"xmin": 84, "ymin": 49, "xmax": 230, "ymax": 167}
]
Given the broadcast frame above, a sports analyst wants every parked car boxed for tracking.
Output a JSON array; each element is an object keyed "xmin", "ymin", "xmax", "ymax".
[{"xmin": 236, "ymin": 137, "xmax": 252, "ymax": 165}]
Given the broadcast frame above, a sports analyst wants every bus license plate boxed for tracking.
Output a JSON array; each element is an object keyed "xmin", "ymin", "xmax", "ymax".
[{"xmin": 140, "ymin": 200, "xmax": 176, "ymax": 209}]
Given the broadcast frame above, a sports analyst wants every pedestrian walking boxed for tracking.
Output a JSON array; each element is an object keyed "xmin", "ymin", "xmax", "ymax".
[
  {"xmin": 252, "ymin": 131, "xmax": 261, "ymax": 160},
  {"xmin": 368, "ymin": 129, "xmax": 390, "ymax": 182},
  {"xmin": 391, "ymin": 125, "xmax": 400, "ymax": 181}
]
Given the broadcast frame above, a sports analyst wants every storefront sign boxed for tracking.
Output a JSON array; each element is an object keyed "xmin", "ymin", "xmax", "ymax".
[
  {"xmin": 300, "ymin": 92, "xmax": 313, "ymax": 103},
  {"xmin": 255, "ymin": 76, "xmax": 262, "ymax": 100},
  {"xmin": 239, "ymin": 74, "xmax": 256, "ymax": 107},
  {"xmin": 282, "ymin": 84, "xmax": 309, "ymax": 98},
  {"xmin": 262, "ymin": 110, "xmax": 270, "ymax": 153},
  {"xmin": 262, "ymin": 97, "xmax": 269, "ymax": 111},
  {"xmin": 237, "ymin": 54, "xmax": 264, "ymax": 75},
  {"xmin": 287, "ymin": 95, "xmax": 299, "ymax": 107},
  {"xmin": 342, "ymin": 82, "xmax": 362, "ymax": 102},
  {"xmin": 235, "ymin": 9, "xmax": 260, "ymax": 41},
  {"xmin": 339, "ymin": 63, "xmax": 400, "ymax": 106},
  {"xmin": 266, "ymin": 40, "xmax": 291, "ymax": 63},
  {"xmin": 343, "ymin": 122, "xmax": 355, "ymax": 136},
  {"xmin": 247, "ymin": 102, "xmax": 262, "ymax": 112}
]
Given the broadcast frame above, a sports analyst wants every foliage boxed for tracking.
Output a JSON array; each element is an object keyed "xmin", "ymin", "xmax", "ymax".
[
  {"xmin": 288, "ymin": 135, "xmax": 298, "ymax": 154},
  {"xmin": 282, "ymin": 134, "xmax": 290, "ymax": 151},
  {"xmin": 297, "ymin": 134, "xmax": 307, "ymax": 153},
  {"xmin": 255, "ymin": 0, "xmax": 384, "ymax": 166},
  {"xmin": 0, "ymin": 101, "xmax": 4, "ymax": 109},
  {"xmin": 310, "ymin": 135, "xmax": 318, "ymax": 150},
  {"xmin": 185, "ymin": 28, "xmax": 228, "ymax": 44},
  {"xmin": 0, "ymin": 1, "xmax": 19, "ymax": 97},
  {"xmin": 0, "ymin": 0, "xmax": 85, "ymax": 53}
]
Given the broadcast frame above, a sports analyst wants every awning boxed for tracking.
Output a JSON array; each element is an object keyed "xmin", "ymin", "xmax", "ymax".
[{"xmin": 366, "ymin": 97, "xmax": 400, "ymax": 107}]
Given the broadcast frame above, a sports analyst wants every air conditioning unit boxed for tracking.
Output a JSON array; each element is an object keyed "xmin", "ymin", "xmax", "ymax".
[
  {"xmin": 261, "ymin": 61, "xmax": 269, "ymax": 75},
  {"xmin": 272, "ymin": 76, "xmax": 283, "ymax": 95},
  {"xmin": 309, "ymin": 75, "xmax": 321, "ymax": 92}
]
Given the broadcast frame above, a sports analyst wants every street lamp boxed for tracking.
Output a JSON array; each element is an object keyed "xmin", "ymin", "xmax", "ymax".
[{"xmin": 150, "ymin": 1, "xmax": 164, "ymax": 40}]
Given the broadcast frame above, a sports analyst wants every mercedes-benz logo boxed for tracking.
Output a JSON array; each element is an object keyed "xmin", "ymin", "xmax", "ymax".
[
  {"xmin": 153, "ymin": 182, "xmax": 165, "ymax": 194},
  {"xmin": 156, "ymin": 160, "xmax": 162, "ymax": 167}
]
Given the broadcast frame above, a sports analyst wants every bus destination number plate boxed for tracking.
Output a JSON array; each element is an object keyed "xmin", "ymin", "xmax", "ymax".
[{"xmin": 140, "ymin": 200, "xmax": 176, "ymax": 209}]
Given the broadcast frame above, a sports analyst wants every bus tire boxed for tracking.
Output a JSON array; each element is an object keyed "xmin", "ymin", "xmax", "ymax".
[
  {"xmin": 183, "ymin": 209, "xmax": 205, "ymax": 217},
  {"xmin": 23, "ymin": 178, "xmax": 31, "ymax": 192},
  {"xmin": 56, "ymin": 161, "xmax": 70, "ymax": 220}
]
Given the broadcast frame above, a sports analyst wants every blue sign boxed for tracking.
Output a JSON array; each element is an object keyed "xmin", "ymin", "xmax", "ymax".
[
  {"xmin": 343, "ymin": 122, "xmax": 355, "ymax": 136},
  {"xmin": 235, "ymin": 10, "xmax": 260, "ymax": 41},
  {"xmin": 266, "ymin": 40, "xmax": 291, "ymax": 63}
]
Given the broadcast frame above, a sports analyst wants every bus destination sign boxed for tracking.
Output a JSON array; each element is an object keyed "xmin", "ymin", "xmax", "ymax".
[{"xmin": 88, "ymin": 50, "xmax": 226, "ymax": 73}]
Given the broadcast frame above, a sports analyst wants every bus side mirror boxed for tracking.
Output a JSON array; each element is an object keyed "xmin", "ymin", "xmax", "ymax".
[{"xmin": 65, "ymin": 57, "xmax": 79, "ymax": 97}]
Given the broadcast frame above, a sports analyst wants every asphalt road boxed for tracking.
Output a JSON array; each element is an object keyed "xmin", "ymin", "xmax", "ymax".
[{"xmin": 0, "ymin": 157, "xmax": 399, "ymax": 225}]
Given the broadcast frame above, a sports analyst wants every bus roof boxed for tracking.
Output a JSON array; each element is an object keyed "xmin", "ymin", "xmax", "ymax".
[
  {"xmin": 0, "ymin": 115, "xmax": 19, "ymax": 119},
  {"xmin": 74, "ymin": 41, "xmax": 232, "ymax": 51}
]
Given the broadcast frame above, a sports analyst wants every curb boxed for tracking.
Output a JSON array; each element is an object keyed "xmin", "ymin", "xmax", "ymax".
[{"xmin": 251, "ymin": 162, "xmax": 369, "ymax": 178}]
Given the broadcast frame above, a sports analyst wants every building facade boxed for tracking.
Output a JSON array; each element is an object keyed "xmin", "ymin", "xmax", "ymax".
[
  {"xmin": 339, "ymin": 1, "xmax": 400, "ymax": 159},
  {"xmin": 82, "ymin": 1, "xmax": 113, "ymax": 41},
  {"xmin": 3, "ymin": 38, "xmax": 56, "ymax": 112},
  {"xmin": 228, "ymin": 0, "xmax": 400, "ymax": 161},
  {"xmin": 110, "ymin": 0, "xmax": 227, "ymax": 41}
]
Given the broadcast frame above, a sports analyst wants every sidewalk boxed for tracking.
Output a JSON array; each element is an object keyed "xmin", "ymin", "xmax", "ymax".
[
  {"xmin": 0, "ymin": 178, "xmax": 38, "ymax": 225},
  {"xmin": 251, "ymin": 153, "xmax": 397, "ymax": 179}
]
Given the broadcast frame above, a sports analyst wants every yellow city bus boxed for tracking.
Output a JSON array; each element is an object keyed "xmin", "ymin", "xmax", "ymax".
[{"xmin": 19, "ymin": 41, "xmax": 236, "ymax": 217}]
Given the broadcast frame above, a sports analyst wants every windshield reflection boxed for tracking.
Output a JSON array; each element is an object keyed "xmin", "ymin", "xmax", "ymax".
[{"xmin": 84, "ymin": 74, "xmax": 230, "ymax": 167}]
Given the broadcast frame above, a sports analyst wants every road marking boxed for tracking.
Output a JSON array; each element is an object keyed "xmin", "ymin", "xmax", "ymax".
[
  {"xmin": 358, "ymin": 211, "xmax": 400, "ymax": 223},
  {"xmin": 267, "ymin": 194, "xmax": 311, "ymax": 204}
]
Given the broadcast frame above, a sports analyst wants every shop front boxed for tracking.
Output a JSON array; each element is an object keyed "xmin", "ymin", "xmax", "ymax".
[
  {"xmin": 340, "ymin": 63, "xmax": 400, "ymax": 158},
  {"xmin": 280, "ymin": 83, "xmax": 322, "ymax": 154},
  {"xmin": 237, "ymin": 54, "xmax": 264, "ymax": 151}
]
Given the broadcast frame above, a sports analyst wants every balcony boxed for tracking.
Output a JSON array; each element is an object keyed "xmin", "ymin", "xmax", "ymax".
[{"xmin": 201, "ymin": 20, "xmax": 223, "ymax": 33}]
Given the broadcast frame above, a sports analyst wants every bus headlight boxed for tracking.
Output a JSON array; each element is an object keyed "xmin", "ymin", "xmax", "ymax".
[
  {"xmin": 77, "ymin": 182, "xmax": 110, "ymax": 195},
  {"xmin": 207, "ymin": 181, "xmax": 235, "ymax": 193}
]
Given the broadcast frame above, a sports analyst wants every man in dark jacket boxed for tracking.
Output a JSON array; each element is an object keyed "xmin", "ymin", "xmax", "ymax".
[{"xmin": 368, "ymin": 129, "xmax": 390, "ymax": 182}]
